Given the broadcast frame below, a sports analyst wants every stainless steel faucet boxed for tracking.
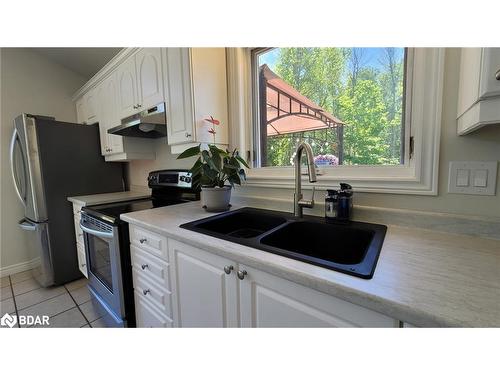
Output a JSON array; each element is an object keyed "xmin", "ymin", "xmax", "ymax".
[{"xmin": 293, "ymin": 142, "xmax": 317, "ymax": 218}]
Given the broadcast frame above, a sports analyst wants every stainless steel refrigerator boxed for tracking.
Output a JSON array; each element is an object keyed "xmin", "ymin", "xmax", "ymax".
[{"xmin": 9, "ymin": 114, "xmax": 126, "ymax": 287}]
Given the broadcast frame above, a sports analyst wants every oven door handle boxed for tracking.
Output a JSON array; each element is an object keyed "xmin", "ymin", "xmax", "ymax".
[{"xmin": 80, "ymin": 222, "xmax": 114, "ymax": 239}]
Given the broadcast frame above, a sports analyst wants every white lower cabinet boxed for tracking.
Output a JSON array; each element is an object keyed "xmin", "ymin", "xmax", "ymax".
[
  {"xmin": 238, "ymin": 265, "xmax": 397, "ymax": 327},
  {"xmin": 134, "ymin": 292, "xmax": 173, "ymax": 328},
  {"xmin": 168, "ymin": 239, "xmax": 238, "ymax": 327},
  {"xmin": 72, "ymin": 202, "xmax": 88, "ymax": 278},
  {"xmin": 130, "ymin": 227, "xmax": 399, "ymax": 328}
]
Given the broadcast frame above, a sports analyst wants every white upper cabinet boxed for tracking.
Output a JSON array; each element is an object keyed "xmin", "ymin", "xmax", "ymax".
[
  {"xmin": 164, "ymin": 48, "xmax": 229, "ymax": 152},
  {"xmin": 73, "ymin": 47, "xmax": 227, "ymax": 161},
  {"xmin": 98, "ymin": 73, "xmax": 124, "ymax": 155},
  {"xmin": 83, "ymin": 87, "xmax": 99, "ymax": 125},
  {"xmin": 75, "ymin": 96, "xmax": 86, "ymax": 124},
  {"xmin": 163, "ymin": 48, "xmax": 195, "ymax": 145},
  {"xmin": 457, "ymin": 48, "xmax": 500, "ymax": 135},
  {"xmin": 136, "ymin": 48, "xmax": 164, "ymax": 110},
  {"xmin": 116, "ymin": 55, "xmax": 138, "ymax": 119}
]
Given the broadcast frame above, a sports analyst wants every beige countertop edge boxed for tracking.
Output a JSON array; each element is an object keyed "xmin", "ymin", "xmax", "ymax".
[
  {"xmin": 121, "ymin": 203, "xmax": 500, "ymax": 327},
  {"xmin": 67, "ymin": 191, "xmax": 151, "ymax": 206}
]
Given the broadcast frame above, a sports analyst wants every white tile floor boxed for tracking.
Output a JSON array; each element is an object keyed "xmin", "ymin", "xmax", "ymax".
[{"xmin": 0, "ymin": 270, "xmax": 106, "ymax": 328}]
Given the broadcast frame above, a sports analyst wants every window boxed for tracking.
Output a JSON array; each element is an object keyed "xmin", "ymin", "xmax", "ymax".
[
  {"xmin": 252, "ymin": 48, "xmax": 408, "ymax": 168},
  {"xmin": 226, "ymin": 48, "xmax": 444, "ymax": 195}
]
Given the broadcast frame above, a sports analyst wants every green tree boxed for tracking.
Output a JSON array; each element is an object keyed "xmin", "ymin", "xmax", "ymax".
[
  {"xmin": 266, "ymin": 47, "xmax": 405, "ymax": 166},
  {"xmin": 337, "ymin": 79, "xmax": 389, "ymax": 165}
]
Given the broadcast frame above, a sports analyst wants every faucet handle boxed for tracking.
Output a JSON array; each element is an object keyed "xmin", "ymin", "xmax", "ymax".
[
  {"xmin": 309, "ymin": 186, "xmax": 315, "ymax": 203},
  {"xmin": 299, "ymin": 186, "xmax": 315, "ymax": 208}
]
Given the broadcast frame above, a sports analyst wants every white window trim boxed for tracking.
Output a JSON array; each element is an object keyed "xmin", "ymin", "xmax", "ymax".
[{"xmin": 227, "ymin": 48, "xmax": 445, "ymax": 195}]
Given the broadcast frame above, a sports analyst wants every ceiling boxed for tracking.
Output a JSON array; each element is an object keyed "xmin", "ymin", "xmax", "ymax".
[{"xmin": 32, "ymin": 48, "xmax": 123, "ymax": 79}]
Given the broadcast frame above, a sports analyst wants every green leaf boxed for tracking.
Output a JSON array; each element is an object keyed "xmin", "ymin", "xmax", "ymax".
[
  {"xmin": 177, "ymin": 144, "xmax": 201, "ymax": 159},
  {"xmin": 201, "ymin": 150, "xmax": 219, "ymax": 172},
  {"xmin": 235, "ymin": 155, "xmax": 250, "ymax": 169}
]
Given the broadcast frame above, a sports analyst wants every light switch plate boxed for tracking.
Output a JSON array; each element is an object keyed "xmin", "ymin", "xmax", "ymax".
[{"xmin": 448, "ymin": 161, "xmax": 497, "ymax": 195}]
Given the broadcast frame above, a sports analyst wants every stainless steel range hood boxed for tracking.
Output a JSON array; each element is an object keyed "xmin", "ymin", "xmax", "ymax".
[{"xmin": 108, "ymin": 103, "xmax": 167, "ymax": 138}]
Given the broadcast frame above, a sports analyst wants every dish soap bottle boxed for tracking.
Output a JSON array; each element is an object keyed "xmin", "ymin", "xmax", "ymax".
[{"xmin": 325, "ymin": 189, "xmax": 338, "ymax": 222}]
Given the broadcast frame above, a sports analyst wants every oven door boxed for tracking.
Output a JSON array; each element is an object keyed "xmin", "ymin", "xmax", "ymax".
[{"xmin": 80, "ymin": 214, "xmax": 125, "ymax": 325}]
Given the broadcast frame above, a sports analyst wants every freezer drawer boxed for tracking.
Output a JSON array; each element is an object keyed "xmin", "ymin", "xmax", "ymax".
[{"xmin": 18, "ymin": 218, "xmax": 53, "ymax": 287}]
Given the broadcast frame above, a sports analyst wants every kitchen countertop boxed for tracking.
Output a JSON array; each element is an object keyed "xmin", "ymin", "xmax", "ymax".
[
  {"xmin": 67, "ymin": 190, "xmax": 150, "ymax": 206},
  {"xmin": 121, "ymin": 202, "xmax": 500, "ymax": 327}
]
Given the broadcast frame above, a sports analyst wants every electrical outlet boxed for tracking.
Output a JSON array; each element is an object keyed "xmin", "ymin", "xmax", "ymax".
[{"xmin": 448, "ymin": 161, "xmax": 497, "ymax": 195}]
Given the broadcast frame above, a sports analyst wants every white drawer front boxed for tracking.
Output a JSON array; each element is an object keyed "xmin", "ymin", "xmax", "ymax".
[
  {"xmin": 77, "ymin": 243, "xmax": 88, "ymax": 278},
  {"xmin": 133, "ymin": 270, "xmax": 172, "ymax": 318},
  {"xmin": 131, "ymin": 245, "xmax": 170, "ymax": 291},
  {"xmin": 130, "ymin": 225, "xmax": 168, "ymax": 260},
  {"xmin": 134, "ymin": 292, "xmax": 173, "ymax": 328}
]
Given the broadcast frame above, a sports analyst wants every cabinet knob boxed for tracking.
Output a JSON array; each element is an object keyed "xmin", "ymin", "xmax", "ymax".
[
  {"xmin": 224, "ymin": 265, "xmax": 233, "ymax": 275},
  {"xmin": 139, "ymin": 238, "xmax": 147, "ymax": 244},
  {"xmin": 141, "ymin": 264, "xmax": 149, "ymax": 270},
  {"xmin": 143, "ymin": 289, "xmax": 150, "ymax": 295},
  {"xmin": 496, "ymin": 69, "xmax": 500, "ymax": 81},
  {"xmin": 185, "ymin": 132, "xmax": 191, "ymax": 138},
  {"xmin": 237, "ymin": 270, "xmax": 247, "ymax": 280}
]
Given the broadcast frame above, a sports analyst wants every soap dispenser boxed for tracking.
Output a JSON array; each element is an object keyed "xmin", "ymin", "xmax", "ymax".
[{"xmin": 338, "ymin": 183, "xmax": 353, "ymax": 222}]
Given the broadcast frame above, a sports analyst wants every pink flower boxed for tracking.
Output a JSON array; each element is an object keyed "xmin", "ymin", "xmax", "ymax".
[{"xmin": 205, "ymin": 116, "xmax": 220, "ymax": 126}]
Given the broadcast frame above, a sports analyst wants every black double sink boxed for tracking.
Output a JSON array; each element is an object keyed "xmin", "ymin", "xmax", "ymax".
[{"xmin": 180, "ymin": 207, "xmax": 387, "ymax": 279}]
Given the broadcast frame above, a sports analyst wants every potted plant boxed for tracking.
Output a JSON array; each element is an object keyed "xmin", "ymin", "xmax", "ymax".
[{"xmin": 177, "ymin": 116, "xmax": 249, "ymax": 212}]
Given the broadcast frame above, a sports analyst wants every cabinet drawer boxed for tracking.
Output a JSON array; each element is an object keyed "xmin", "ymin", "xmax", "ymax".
[
  {"xmin": 134, "ymin": 291, "xmax": 173, "ymax": 328},
  {"xmin": 132, "ymin": 270, "xmax": 172, "ymax": 317},
  {"xmin": 131, "ymin": 245, "xmax": 170, "ymax": 291},
  {"xmin": 76, "ymin": 243, "xmax": 88, "ymax": 278},
  {"xmin": 130, "ymin": 226, "xmax": 168, "ymax": 260}
]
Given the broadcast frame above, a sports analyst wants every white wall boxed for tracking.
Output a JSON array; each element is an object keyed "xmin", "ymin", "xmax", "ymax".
[
  {"xmin": 127, "ymin": 138, "xmax": 195, "ymax": 188},
  {"xmin": 127, "ymin": 48, "xmax": 500, "ymax": 218},
  {"xmin": 0, "ymin": 48, "xmax": 87, "ymax": 272}
]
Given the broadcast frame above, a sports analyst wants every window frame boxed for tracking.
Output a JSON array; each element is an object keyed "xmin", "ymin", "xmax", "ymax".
[{"xmin": 226, "ymin": 48, "xmax": 445, "ymax": 195}]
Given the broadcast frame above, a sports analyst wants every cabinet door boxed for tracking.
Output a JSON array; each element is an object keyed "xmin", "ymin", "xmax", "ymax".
[
  {"xmin": 239, "ymin": 265, "xmax": 397, "ymax": 328},
  {"xmin": 84, "ymin": 88, "xmax": 99, "ymax": 125},
  {"xmin": 479, "ymin": 48, "xmax": 500, "ymax": 99},
  {"xmin": 75, "ymin": 97, "xmax": 87, "ymax": 124},
  {"xmin": 169, "ymin": 239, "xmax": 238, "ymax": 327},
  {"xmin": 163, "ymin": 48, "xmax": 194, "ymax": 145},
  {"xmin": 190, "ymin": 48, "xmax": 228, "ymax": 145},
  {"xmin": 116, "ymin": 55, "xmax": 138, "ymax": 119},
  {"xmin": 136, "ymin": 48, "xmax": 164, "ymax": 109},
  {"xmin": 96, "ymin": 85, "xmax": 110, "ymax": 155},
  {"xmin": 101, "ymin": 73, "xmax": 123, "ymax": 154}
]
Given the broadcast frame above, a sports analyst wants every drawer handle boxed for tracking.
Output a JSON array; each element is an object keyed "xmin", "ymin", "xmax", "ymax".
[
  {"xmin": 143, "ymin": 289, "xmax": 150, "ymax": 296},
  {"xmin": 139, "ymin": 238, "xmax": 147, "ymax": 244},
  {"xmin": 237, "ymin": 270, "xmax": 247, "ymax": 280},
  {"xmin": 224, "ymin": 265, "xmax": 233, "ymax": 275},
  {"xmin": 141, "ymin": 264, "xmax": 149, "ymax": 270}
]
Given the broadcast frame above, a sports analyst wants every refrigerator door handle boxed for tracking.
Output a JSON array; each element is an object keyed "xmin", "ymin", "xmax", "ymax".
[
  {"xmin": 10, "ymin": 128, "xmax": 26, "ymax": 206},
  {"xmin": 18, "ymin": 219, "xmax": 36, "ymax": 231}
]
